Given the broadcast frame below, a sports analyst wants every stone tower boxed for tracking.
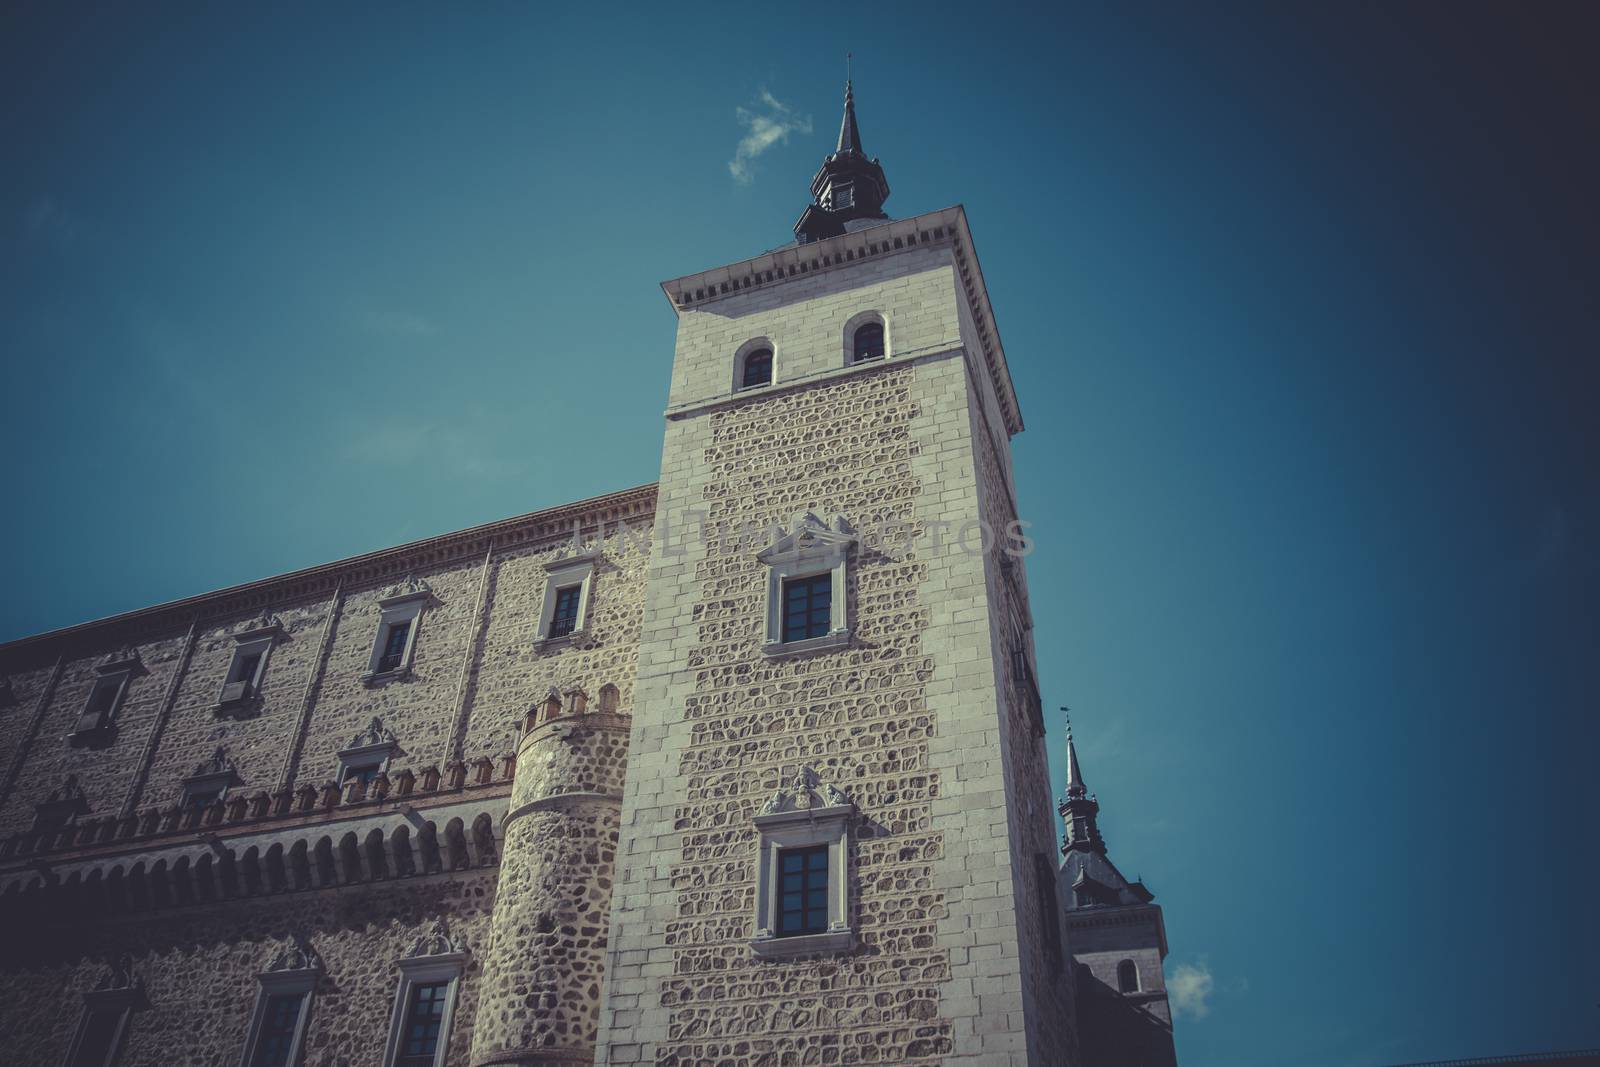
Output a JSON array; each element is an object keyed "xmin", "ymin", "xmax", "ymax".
[
  {"xmin": 1058, "ymin": 718, "xmax": 1179, "ymax": 1067},
  {"xmin": 470, "ymin": 685, "xmax": 631, "ymax": 1067},
  {"xmin": 596, "ymin": 82, "xmax": 1076, "ymax": 1066}
]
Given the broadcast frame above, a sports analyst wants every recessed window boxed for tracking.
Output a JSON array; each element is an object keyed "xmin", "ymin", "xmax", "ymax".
[
  {"xmin": 377, "ymin": 621, "xmax": 412, "ymax": 673},
  {"xmin": 218, "ymin": 616, "xmax": 282, "ymax": 711},
  {"xmin": 184, "ymin": 787, "xmax": 223, "ymax": 811},
  {"xmin": 69, "ymin": 1003, "xmax": 126, "ymax": 1067},
  {"xmin": 394, "ymin": 981, "xmax": 449, "ymax": 1067},
  {"xmin": 341, "ymin": 761, "xmax": 383, "ymax": 788},
  {"xmin": 751, "ymin": 767, "xmax": 855, "ymax": 957},
  {"xmin": 833, "ymin": 183, "xmax": 854, "ymax": 209},
  {"xmin": 242, "ymin": 940, "xmax": 319, "ymax": 1067},
  {"xmin": 1117, "ymin": 958, "xmax": 1140, "ymax": 994},
  {"xmin": 549, "ymin": 586, "xmax": 582, "ymax": 639},
  {"xmin": 758, "ymin": 513, "xmax": 853, "ymax": 657},
  {"xmin": 852, "ymin": 321, "xmax": 885, "ymax": 363},
  {"xmin": 67, "ymin": 961, "xmax": 142, "ymax": 1067},
  {"xmin": 364, "ymin": 579, "xmax": 429, "ymax": 685},
  {"xmin": 535, "ymin": 553, "xmax": 599, "ymax": 646},
  {"xmin": 383, "ymin": 919, "xmax": 467, "ymax": 1067},
  {"xmin": 740, "ymin": 347, "xmax": 773, "ymax": 389},
  {"xmin": 781, "ymin": 574, "xmax": 833, "ymax": 643},
  {"xmin": 33, "ymin": 775, "xmax": 88, "ymax": 833},
  {"xmin": 777, "ymin": 845, "xmax": 830, "ymax": 937},
  {"xmin": 73, "ymin": 674, "xmax": 128, "ymax": 738}
]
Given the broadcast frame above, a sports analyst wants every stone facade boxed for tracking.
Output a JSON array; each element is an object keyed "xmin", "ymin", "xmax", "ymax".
[{"xmin": 0, "ymin": 197, "xmax": 1174, "ymax": 1065}]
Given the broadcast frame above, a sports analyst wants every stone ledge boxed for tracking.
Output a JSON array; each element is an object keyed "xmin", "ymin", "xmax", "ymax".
[{"xmin": 749, "ymin": 928, "xmax": 856, "ymax": 958}]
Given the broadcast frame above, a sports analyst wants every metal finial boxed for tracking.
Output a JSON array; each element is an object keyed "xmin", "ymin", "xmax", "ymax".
[
  {"xmin": 1061, "ymin": 705, "xmax": 1072, "ymax": 738},
  {"xmin": 847, "ymin": 52, "xmax": 852, "ymax": 87}
]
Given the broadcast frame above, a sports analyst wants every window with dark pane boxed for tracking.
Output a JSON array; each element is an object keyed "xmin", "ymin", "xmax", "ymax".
[
  {"xmin": 549, "ymin": 585, "xmax": 582, "ymax": 638},
  {"xmin": 741, "ymin": 348, "xmax": 772, "ymax": 389},
  {"xmin": 852, "ymin": 321, "xmax": 884, "ymax": 363},
  {"xmin": 185, "ymin": 788, "xmax": 222, "ymax": 811},
  {"xmin": 781, "ymin": 573, "xmax": 832, "ymax": 643},
  {"xmin": 230, "ymin": 651, "xmax": 262, "ymax": 685},
  {"xmin": 77, "ymin": 677, "xmax": 122, "ymax": 732},
  {"xmin": 1116, "ymin": 959, "xmax": 1139, "ymax": 994},
  {"xmin": 394, "ymin": 981, "xmax": 450, "ymax": 1067},
  {"xmin": 341, "ymin": 762, "xmax": 382, "ymax": 788},
  {"xmin": 377, "ymin": 620, "xmax": 411, "ymax": 673},
  {"xmin": 252, "ymin": 993, "xmax": 304, "ymax": 1067},
  {"xmin": 70, "ymin": 1005, "xmax": 125, "ymax": 1067},
  {"xmin": 776, "ymin": 845, "xmax": 830, "ymax": 937}
]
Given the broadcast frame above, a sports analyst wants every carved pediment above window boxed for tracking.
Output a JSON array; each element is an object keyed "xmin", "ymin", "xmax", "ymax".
[
  {"xmin": 96, "ymin": 647, "xmax": 143, "ymax": 676},
  {"xmin": 346, "ymin": 717, "xmax": 397, "ymax": 751},
  {"xmin": 84, "ymin": 954, "xmax": 147, "ymax": 1009},
  {"xmin": 756, "ymin": 765, "xmax": 855, "ymax": 825},
  {"xmin": 755, "ymin": 511, "xmax": 856, "ymax": 565},
  {"xmin": 376, "ymin": 574, "xmax": 431, "ymax": 608},
  {"xmin": 404, "ymin": 917, "xmax": 467, "ymax": 961},
  {"xmin": 264, "ymin": 936, "xmax": 322, "ymax": 976},
  {"xmin": 45, "ymin": 774, "xmax": 86, "ymax": 807},
  {"xmin": 228, "ymin": 612, "xmax": 284, "ymax": 643},
  {"xmin": 189, "ymin": 746, "xmax": 237, "ymax": 780}
]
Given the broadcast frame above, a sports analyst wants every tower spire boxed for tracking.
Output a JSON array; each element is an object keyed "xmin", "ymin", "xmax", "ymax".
[
  {"xmin": 1059, "ymin": 708, "xmax": 1107, "ymax": 854},
  {"xmin": 793, "ymin": 69, "xmax": 891, "ymax": 243}
]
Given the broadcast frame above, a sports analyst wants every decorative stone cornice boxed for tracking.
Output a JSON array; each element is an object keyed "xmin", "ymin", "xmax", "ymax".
[
  {"xmin": 345, "ymin": 717, "xmax": 397, "ymax": 751},
  {"xmin": 188, "ymin": 746, "xmax": 237, "ymax": 780},
  {"xmin": 756, "ymin": 766, "xmax": 853, "ymax": 823},
  {"xmin": 228, "ymin": 612, "xmax": 283, "ymax": 643},
  {"xmin": 755, "ymin": 512, "xmax": 855, "ymax": 565},
  {"xmin": 376, "ymin": 574, "xmax": 431, "ymax": 608},
  {"xmin": 0, "ymin": 483, "xmax": 658, "ymax": 665},
  {"xmin": 96, "ymin": 648, "xmax": 142, "ymax": 675}
]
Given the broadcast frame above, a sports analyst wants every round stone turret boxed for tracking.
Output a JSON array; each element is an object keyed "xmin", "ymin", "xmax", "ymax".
[{"xmin": 468, "ymin": 689, "xmax": 629, "ymax": 1067}]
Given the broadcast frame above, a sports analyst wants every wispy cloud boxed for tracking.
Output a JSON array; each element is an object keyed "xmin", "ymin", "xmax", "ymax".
[
  {"xmin": 729, "ymin": 90, "xmax": 812, "ymax": 185},
  {"xmin": 1169, "ymin": 961, "xmax": 1218, "ymax": 1020}
]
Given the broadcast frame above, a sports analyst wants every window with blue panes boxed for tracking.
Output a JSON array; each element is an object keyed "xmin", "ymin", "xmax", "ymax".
[
  {"xmin": 252, "ymin": 994, "xmax": 304, "ymax": 1067},
  {"xmin": 394, "ymin": 981, "xmax": 449, "ymax": 1067},
  {"xmin": 781, "ymin": 574, "xmax": 832, "ymax": 643},
  {"xmin": 777, "ymin": 845, "xmax": 830, "ymax": 937},
  {"xmin": 549, "ymin": 585, "xmax": 583, "ymax": 639}
]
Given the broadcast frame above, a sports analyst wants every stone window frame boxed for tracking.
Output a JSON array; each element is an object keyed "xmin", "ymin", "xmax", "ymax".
[
  {"xmin": 180, "ymin": 747, "xmax": 240, "ymax": 810},
  {"xmin": 69, "ymin": 652, "xmax": 140, "ymax": 744},
  {"xmin": 337, "ymin": 717, "xmax": 400, "ymax": 787},
  {"xmin": 239, "ymin": 944, "xmax": 320, "ymax": 1067},
  {"xmin": 533, "ymin": 551, "xmax": 600, "ymax": 649},
  {"xmin": 842, "ymin": 309, "xmax": 890, "ymax": 366},
  {"xmin": 381, "ymin": 924, "xmax": 469, "ymax": 1067},
  {"xmin": 732, "ymin": 336, "xmax": 778, "ymax": 393},
  {"xmin": 363, "ymin": 582, "xmax": 430, "ymax": 686},
  {"xmin": 33, "ymin": 775, "xmax": 88, "ymax": 833},
  {"xmin": 757, "ymin": 513, "xmax": 853, "ymax": 658},
  {"xmin": 750, "ymin": 768, "xmax": 856, "ymax": 958},
  {"xmin": 217, "ymin": 616, "xmax": 283, "ymax": 713},
  {"xmin": 65, "ymin": 964, "xmax": 144, "ymax": 1067}
]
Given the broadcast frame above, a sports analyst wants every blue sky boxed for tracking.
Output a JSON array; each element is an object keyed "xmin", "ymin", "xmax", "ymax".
[{"xmin": 3, "ymin": 3, "xmax": 1596, "ymax": 1064}]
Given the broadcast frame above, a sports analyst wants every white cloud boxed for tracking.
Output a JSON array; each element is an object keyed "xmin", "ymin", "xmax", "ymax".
[
  {"xmin": 729, "ymin": 90, "xmax": 812, "ymax": 184},
  {"xmin": 1168, "ymin": 961, "xmax": 1217, "ymax": 1020}
]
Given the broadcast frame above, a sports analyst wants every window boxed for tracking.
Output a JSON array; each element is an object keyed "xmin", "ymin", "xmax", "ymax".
[
  {"xmin": 184, "ymin": 787, "xmax": 223, "ymax": 811},
  {"xmin": 776, "ymin": 846, "xmax": 830, "ymax": 937},
  {"xmin": 341, "ymin": 761, "xmax": 383, "ymax": 788},
  {"xmin": 852, "ymin": 321, "xmax": 885, "ymax": 363},
  {"xmin": 180, "ymin": 747, "xmax": 240, "ymax": 810},
  {"xmin": 240, "ymin": 940, "xmax": 318, "ymax": 1067},
  {"xmin": 382, "ymin": 919, "xmax": 467, "ymax": 1067},
  {"xmin": 833, "ymin": 183, "xmax": 854, "ymax": 209},
  {"xmin": 549, "ymin": 586, "xmax": 582, "ymax": 639},
  {"xmin": 535, "ymin": 552, "xmax": 599, "ymax": 646},
  {"xmin": 67, "ymin": 961, "xmax": 142, "ymax": 1067},
  {"xmin": 394, "ymin": 982, "xmax": 448, "ymax": 1066},
  {"xmin": 377, "ymin": 621, "xmax": 411, "ymax": 673},
  {"xmin": 218, "ymin": 616, "xmax": 281, "ymax": 710},
  {"xmin": 336, "ymin": 718, "xmax": 399, "ymax": 790},
  {"xmin": 34, "ymin": 775, "xmax": 88, "ymax": 833},
  {"xmin": 364, "ymin": 579, "xmax": 429, "ymax": 685},
  {"xmin": 73, "ymin": 674, "xmax": 128, "ymax": 738},
  {"xmin": 758, "ymin": 512, "xmax": 853, "ymax": 657},
  {"xmin": 1117, "ymin": 959, "xmax": 1140, "ymax": 994},
  {"xmin": 781, "ymin": 573, "xmax": 833, "ymax": 643},
  {"xmin": 751, "ymin": 766, "xmax": 855, "ymax": 957},
  {"xmin": 740, "ymin": 347, "xmax": 773, "ymax": 389},
  {"xmin": 252, "ymin": 994, "xmax": 304, "ymax": 1067}
]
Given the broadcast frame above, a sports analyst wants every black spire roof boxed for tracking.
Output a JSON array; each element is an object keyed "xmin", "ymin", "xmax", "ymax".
[
  {"xmin": 1058, "ymin": 713, "xmax": 1156, "ymax": 910},
  {"xmin": 793, "ymin": 78, "xmax": 891, "ymax": 244}
]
